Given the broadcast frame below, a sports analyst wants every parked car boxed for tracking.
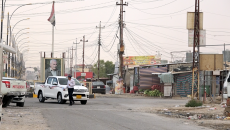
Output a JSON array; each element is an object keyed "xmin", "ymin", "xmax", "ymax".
[
  {"xmin": 34, "ymin": 76, "xmax": 89, "ymax": 104},
  {"xmin": 92, "ymin": 81, "xmax": 106, "ymax": 94}
]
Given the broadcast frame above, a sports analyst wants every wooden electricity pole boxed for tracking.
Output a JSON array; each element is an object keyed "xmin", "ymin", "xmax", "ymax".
[
  {"xmin": 116, "ymin": 0, "xmax": 128, "ymax": 79},
  {"xmin": 96, "ymin": 21, "xmax": 105, "ymax": 80}
]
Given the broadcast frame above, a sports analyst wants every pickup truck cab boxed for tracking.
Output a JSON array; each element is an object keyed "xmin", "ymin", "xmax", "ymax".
[
  {"xmin": 34, "ymin": 76, "xmax": 89, "ymax": 104},
  {"xmin": 2, "ymin": 77, "xmax": 28, "ymax": 107},
  {"xmin": 224, "ymin": 72, "xmax": 230, "ymax": 99}
]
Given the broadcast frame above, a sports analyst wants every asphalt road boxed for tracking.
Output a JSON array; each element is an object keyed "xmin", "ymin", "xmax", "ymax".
[{"xmin": 23, "ymin": 97, "xmax": 213, "ymax": 130}]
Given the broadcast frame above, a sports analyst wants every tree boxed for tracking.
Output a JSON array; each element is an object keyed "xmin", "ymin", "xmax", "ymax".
[
  {"xmin": 92, "ymin": 60, "xmax": 115, "ymax": 78},
  {"xmin": 33, "ymin": 67, "xmax": 38, "ymax": 72}
]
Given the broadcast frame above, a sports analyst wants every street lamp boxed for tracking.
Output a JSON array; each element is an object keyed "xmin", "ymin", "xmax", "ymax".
[
  {"xmin": 18, "ymin": 41, "xmax": 29, "ymax": 49},
  {"xmin": 15, "ymin": 32, "xmax": 29, "ymax": 42},
  {"xmin": 21, "ymin": 49, "xmax": 29, "ymax": 54},
  {"xmin": 19, "ymin": 44, "xmax": 29, "ymax": 51},
  {"xmin": 16, "ymin": 32, "xmax": 29, "ymax": 42},
  {"xmin": 17, "ymin": 37, "xmax": 29, "ymax": 45},
  {"xmin": 15, "ymin": 28, "xmax": 29, "ymax": 38},
  {"xmin": 12, "ymin": 18, "xmax": 30, "ymax": 33},
  {"xmin": 10, "ymin": 3, "xmax": 32, "ymax": 21}
]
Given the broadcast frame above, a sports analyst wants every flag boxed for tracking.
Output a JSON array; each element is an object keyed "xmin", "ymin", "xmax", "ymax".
[{"xmin": 48, "ymin": 2, "xmax": 55, "ymax": 26}]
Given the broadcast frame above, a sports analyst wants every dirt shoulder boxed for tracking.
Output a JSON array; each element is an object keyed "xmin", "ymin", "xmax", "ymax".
[
  {"xmin": 0, "ymin": 105, "xmax": 49, "ymax": 130},
  {"xmin": 139, "ymin": 103, "xmax": 230, "ymax": 130}
]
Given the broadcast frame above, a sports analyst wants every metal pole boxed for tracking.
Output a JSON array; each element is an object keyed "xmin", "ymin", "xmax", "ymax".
[
  {"xmin": 0, "ymin": 0, "xmax": 3, "ymax": 40},
  {"xmin": 83, "ymin": 36, "xmax": 85, "ymax": 72},
  {"xmin": 203, "ymin": 71, "xmax": 205, "ymax": 103},
  {"xmin": 52, "ymin": 25, "xmax": 54, "ymax": 58}
]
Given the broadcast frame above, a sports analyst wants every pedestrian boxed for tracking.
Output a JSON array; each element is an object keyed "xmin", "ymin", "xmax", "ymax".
[{"xmin": 67, "ymin": 75, "xmax": 75, "ymax": 106}]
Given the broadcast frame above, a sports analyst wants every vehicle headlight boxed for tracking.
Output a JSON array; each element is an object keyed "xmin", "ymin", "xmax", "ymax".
[{"xmin": 85, "ymin": 89, "xmax": 89, "ymax": 92}]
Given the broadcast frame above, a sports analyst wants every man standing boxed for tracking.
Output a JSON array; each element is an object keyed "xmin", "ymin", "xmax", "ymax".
[
  {"xmin": 67, "ymin": 75, "xmax": 75, "ymax": 106},
  {"xmin": 45, "ymin": 59, "xmax": 61, "ymax": 79}
]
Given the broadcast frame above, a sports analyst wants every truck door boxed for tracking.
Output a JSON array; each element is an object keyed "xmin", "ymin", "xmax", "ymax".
[
  {"xmin": 44, "ymin": 77, "xmax": 53, "ymax": 97},
  {"xmin": 49, "ymin": 78, "xmax": 58, "ymax": 98}
]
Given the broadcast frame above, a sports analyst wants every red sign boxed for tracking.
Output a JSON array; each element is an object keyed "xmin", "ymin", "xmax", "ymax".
[
  {"xmin": 13, "ymin": 85, "xmax": 25, "ymax": 89},
  {"xmin": 74, "ymin": 72, "xmax": 93, "ymax": 81}
]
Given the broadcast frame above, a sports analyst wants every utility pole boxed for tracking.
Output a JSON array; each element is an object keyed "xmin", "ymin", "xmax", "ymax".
[
  {"xmin": 73, "ymin": 38, "xmax": 80, "ymax": 73},
  {"xmin": 70, "ymin": 46, "xmax": 76, "ymax": 75},
  {"xmin": 81, "ymin": 36, "xmax": 88, "ymax": 72},
  {"xmin": 116, "ymin": 0, "xmax": 128, "ymax": 79},
  {"xmin": 96, "ymin": 21, "xmax": 105, "ymax": 80},
  {"xmin": 192, "ymin": 0, "xmax": 200, "ymax": 99},
  {"xmin": 67, "ymin": 48, "xmax": 69, "ymax": 74}
]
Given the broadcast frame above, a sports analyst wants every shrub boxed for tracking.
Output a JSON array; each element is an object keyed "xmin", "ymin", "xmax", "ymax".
[
  {"xmin": 144, "ymin": 89, "xmax": 150, "ymax": 95},
  {"xmin": 147, "ymin": 89, "xmax": 162, "ymax": 97},
  {"xmin": 138, "ymin": 89, "xmax": 144, "ymax": 92},
  {"xmin": 185, "ymin": 99, "xmax": 203, "ymax": 107}
]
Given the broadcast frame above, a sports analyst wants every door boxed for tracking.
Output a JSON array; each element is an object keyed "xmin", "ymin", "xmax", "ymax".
[
  {"xmin": 50, "ymin": 78, "xmax": 58, "ymax": 98},
  {"xmin": 44, "ymin": 77, "xmax": 53, "ymax": 97}
]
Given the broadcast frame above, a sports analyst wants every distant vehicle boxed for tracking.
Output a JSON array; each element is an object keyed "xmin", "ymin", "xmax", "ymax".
[
  {"xmin": 29, "ymin": 81, "xmax": 34, "ymax": 88},
  {"xmin": 2, "ymin": 77, "xmax": 28, "ymax": 107},
  {"xmin": 92, "ymin": 81, "xmax": 106, "ymax": 94},
  {"xmin": 34, "ymin": 76, "xmax": 89, "ymax": 104}
]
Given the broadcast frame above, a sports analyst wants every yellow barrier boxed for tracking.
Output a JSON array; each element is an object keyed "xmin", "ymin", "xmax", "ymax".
[{"xmin": 33, "ymin": 93, "xmax": 37, "ymax": 98}]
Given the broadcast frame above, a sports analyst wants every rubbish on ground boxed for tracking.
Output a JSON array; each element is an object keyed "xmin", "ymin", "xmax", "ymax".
[
  {"xmin": 209, "ymin": 107, "xmax": 216, "ymax": 110},
  {"xmin": 225, "ymin": 117, "xmax": 230, "ymax": 120},
  {"xmin": 175, "ymin": 105, "xmax": 179, "ymax": 107}
]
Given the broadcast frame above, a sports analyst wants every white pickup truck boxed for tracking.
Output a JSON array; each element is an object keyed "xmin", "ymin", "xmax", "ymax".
[
  {"xmin": 34, "ymin": 76, "xmax": 89, "ymax": 104},
  {"xmin": 2, "ymin": 77, "xmax": 28, "ymax": 107}
]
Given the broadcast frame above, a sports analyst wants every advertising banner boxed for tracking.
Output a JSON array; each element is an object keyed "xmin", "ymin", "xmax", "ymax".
[
  {"xmin": 188, "ymin": 30, "xmax": 206, "ymax": 47},
  {"xmin": 44, "ymin": 58, "xmax": 63, "ymax": 80},
  {"xmin": 123, "ymin": 56, "xmax": 161, "ymax": 65}
]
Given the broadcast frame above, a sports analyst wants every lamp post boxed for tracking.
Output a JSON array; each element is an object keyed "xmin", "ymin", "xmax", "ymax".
[
  {"xmin": 9, "ymin": 3, "xmax": 32, "ymax": 21},
  {"xmin": 8, "ymin": 3, "xmax": 31, "ymax": 78},
  {"xmin": 15, "ymin": 28, "xmax": 29, "ymax": 38},
  {"xmin": 0, "ymin": 0, "xmax": 6, "ymax": 40},
  {"xmin": 18, "ymin": 43, "xmax": 29, "ymax": 51},
  {"xmin": 16, "ymin": 32, "xmax": 29, "ymax": 42},
  {"xmin": 12, "ymin": 18, "xmax": 29, "ymax": 33},
  {"xmin": 17, "ymin": 37, "xmax": 29, "ymax": 45}
]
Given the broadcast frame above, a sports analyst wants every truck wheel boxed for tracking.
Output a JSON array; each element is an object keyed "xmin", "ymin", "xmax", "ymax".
[
  {"xmin": 2, "ymin": 96, "xmax": 12, "ymax": 108},
  {"xmin": 80, "ymin": 100, "xmax": 87, "ymax": 105},
  {"xmin": 16, "ymin": 102, "xmax": 24, "ymax": 107},
  {"xmin": 38, "ymin": 92, "xmax": 45, "ymax": 103},
  {"xmin": 57, "ymin": 93, "xmax": 65, "ymax": 104}
]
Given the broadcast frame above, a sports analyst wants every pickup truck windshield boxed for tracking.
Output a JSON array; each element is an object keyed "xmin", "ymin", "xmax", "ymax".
[
  {"xmin": 58, "ymin": 78, "xmax": 68, "ymax": 85},
  {"xmin": 73, "ymin": 78, "xmax": 81, "ymax": 85}
]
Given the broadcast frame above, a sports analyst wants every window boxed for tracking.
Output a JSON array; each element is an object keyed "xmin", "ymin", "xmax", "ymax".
[
  {"xmin": 53, "ymin": 78, "xmax": 58, "ymax": 85},
  {"xmin": 58, "ymin": 78, "xmax": 68, "ymax": 85},
  {"xmin": 92, "ymin": 82, "xmax": 104, "ymax": 86},
  {"xmin": 47, "ymin": 77, "xmax": 53, "ymax": 84},
  {"xmin": 73, "ymin": 78, "xmax": 81, "ymax": 85}
]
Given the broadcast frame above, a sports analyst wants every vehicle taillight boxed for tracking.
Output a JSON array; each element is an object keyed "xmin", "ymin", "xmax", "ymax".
[
  {"xmin": 104, "ymin": 86, "xmax": 106, "ymax": 88},
  {"xmin": 2, "ymin": 81, "xmax": 10, "ymax": 88}
]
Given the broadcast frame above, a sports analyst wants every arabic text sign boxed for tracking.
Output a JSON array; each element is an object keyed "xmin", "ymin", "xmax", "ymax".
[{"xmin": 123, "ymin": 56, "xmax": 161, "ymax": 65}]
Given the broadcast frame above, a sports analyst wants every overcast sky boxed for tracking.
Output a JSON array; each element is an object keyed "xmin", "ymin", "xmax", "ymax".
[{"xmin": 2, "ymin": 0, "xmax": 230, "ymax": 68}]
